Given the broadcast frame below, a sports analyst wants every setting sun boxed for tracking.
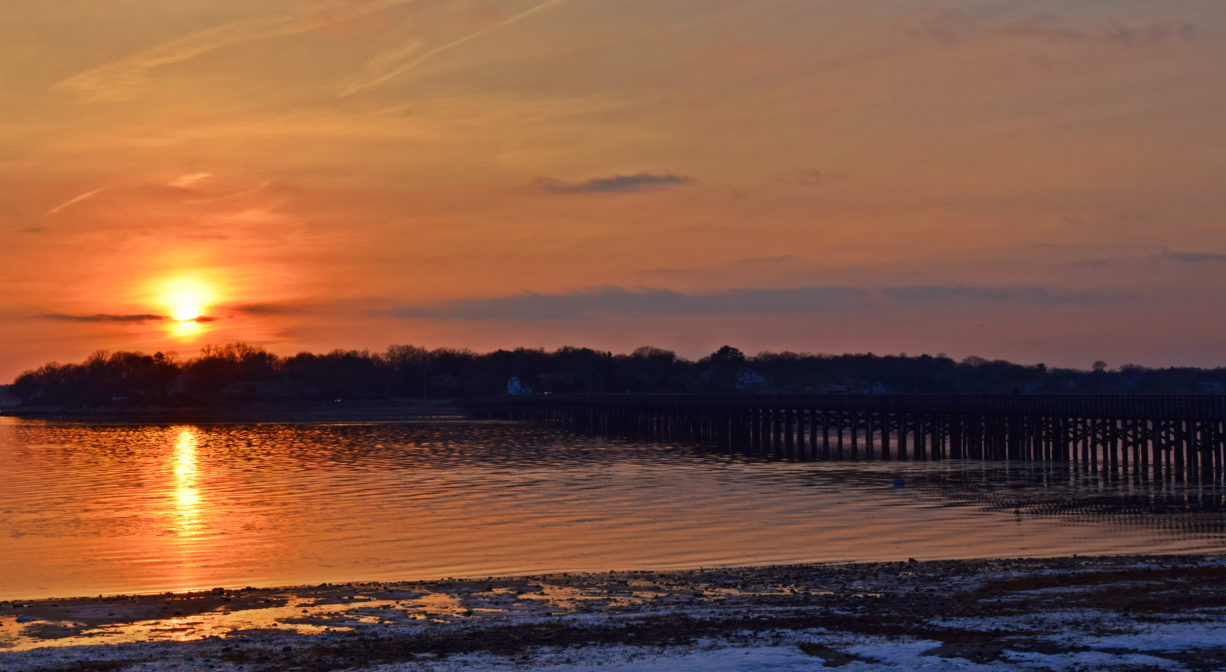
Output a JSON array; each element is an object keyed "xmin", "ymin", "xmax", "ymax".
[
  {"xmin": 173, "ymin": 304, "xmax": 202, "ymax": 323},
  {"xmin": 156, "ymin": 276, "xmax": 215, "ymax": 337}
]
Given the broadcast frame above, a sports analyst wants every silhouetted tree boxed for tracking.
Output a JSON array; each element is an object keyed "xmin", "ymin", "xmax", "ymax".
[{"xmin": 8, "ymin": 342, "xmax": 1226, "ymax": 407}]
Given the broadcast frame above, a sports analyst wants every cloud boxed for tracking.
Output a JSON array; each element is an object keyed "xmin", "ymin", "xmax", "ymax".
[
  {"xmin": 790, "ymin": 168, "xmax": 824, "ymax": 185},
  {"xmin": 45, "ymin": 188, "xmax": 106, "ymax": 216},
  {"xmin": 233, "ymin": 303, "xmax": 311, "ymax": 316},
  {"xmin": 338, "ymin": 38, "xmax": 426, "ymax": 96},
  {"xmin": 735, "ymin": 255, "xmax": 795, "ymax": 265},
  {"xmin": 234, "ymin": 303, "xmax": 288, "ymax": 315},
  {"xmin": 1154, "ymin": 248, "xmax": 1226, "ymax": 264},
  {"xmin": 534, "ymin": 173, "xmax": 693, "ymax": 194},
  {"xmin": 37, "ymin": 312, "xmax": 220, "ymax": 324},
  {"xmin": 638, "ymin": 267, "xmax": 709, "ymax": 277},
  {"xmin": 58, "ymin": 0, "xmax": 414, "ymax": 101},
  {"xmin": 170, "ymin": 173, "xmax": 213, "ymax": 189},
  {"xmin": 1072, "ymin": 258, "xmax": 1116, "ymax": 268},
  {"xmin": 393, "ymin": 286, "xmax": 858, "ymax": 320},
  {"xmin": 40, "ymin": 313, "xmax": 165, "ymax": 323},
  {"xmin": 232, "ymin": 302, "xmax": 338, "ymax": 317},
  {"xmin": 1106, "ymin": 22, "xmax": 1198, "ymax": 47},
  {"xmin": 995, "ymin": 14, "xmax": 1087, "ymax": 43},
  {"xmin": 391, "ymin": 284, "xmax": 1119, "ymax": 320},
  {"xmin": 912, "ymin": 12, "xmax": 1200, "ymax": 48},
  {"xmin": 881, "ymin": 285, "xmax": 1108, "ymax": 306},
  {"xmin": 340, "ymin": 0, "xmax": 566, "ymax": 96}
]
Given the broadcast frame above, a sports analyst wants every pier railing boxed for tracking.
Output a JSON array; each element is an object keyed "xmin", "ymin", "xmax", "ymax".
[{"xmin": 464, "ymin": 393, "xmax": 1226, "ymax": 483}]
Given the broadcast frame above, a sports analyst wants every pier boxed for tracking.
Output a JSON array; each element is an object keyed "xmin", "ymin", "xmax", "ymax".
[{"xmin": 466, "ymin": 394, "xmax": 1226, "ymax": 483}]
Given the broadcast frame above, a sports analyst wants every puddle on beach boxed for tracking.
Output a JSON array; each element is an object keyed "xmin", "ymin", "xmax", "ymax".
[
  {"xmin": 0, "ymin": 598, "xmax": 327, "ymax": 652},
  {"xmin": 0, "ymin": 576, "xmax": 724, "ymax": 652},
  {"xmin": 0, "ymin": 592, "xmax": 442, "ymax": 652}
]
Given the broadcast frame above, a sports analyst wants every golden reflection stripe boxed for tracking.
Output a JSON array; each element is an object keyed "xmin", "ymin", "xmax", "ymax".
[{"xmin": 173, "ymin": 427, "xmax": 201, "ymax": 532}]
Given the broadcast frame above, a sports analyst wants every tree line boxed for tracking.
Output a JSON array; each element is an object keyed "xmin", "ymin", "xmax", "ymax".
[{"xmin": 7, "ymin": 342, "xmax": 1225, "ymax": 407}]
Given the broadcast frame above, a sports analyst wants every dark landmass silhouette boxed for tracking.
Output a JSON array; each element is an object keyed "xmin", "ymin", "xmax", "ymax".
[{"xmin": 3, "ymin": 343, "xmax": 1223, "ymax": 411}]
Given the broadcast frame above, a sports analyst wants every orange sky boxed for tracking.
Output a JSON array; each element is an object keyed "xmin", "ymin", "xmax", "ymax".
[{"xmin": 3, "ymin": 0, "xmax": 1226, "ymax": 380}]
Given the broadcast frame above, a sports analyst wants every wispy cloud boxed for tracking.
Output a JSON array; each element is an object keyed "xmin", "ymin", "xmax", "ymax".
[
  {"xmin": 1072, "ymin": 258, "xmax": 1117, "ymax": 269},
  {"xmin": 1106, "ymin": 22, "xmax": 1199, "ymax": 47},
  {"xmin": 1154, "ymin": 248, "xmax": 1226, "ymax": 263},
  {"xmin": 37, "ymin": 312, "xmax": 221, "ymax": 323},
  {"xmin": 881, "ymin": 285, "xmax": 1105, "ymax": 306},
  {"xmin": 534, "ymin": 173, "xmax": 693, "ymax": 195},
  {"xmin": 790, "ymin": 168, "xmax": 824, "ymax": 185},
  {"xmin": 638, "ymin": 267, "xmax": 709, "ymax": 277},
  {"xmin": 40, "ymin": 313, "xmax": 165, "ymax": 323},
  {"xmin": 340, "ymin": 0, "xmax": 567, "ymax": 96},
  {"xmin": 338, "ymin": 39, "xmax": 426, "ymax": 96},
  {"xmin": 44, "ymin": 188, "xmax": 105, "ymax": 216},
  {"xmin": 170, "ymin": 172, "xmax": 213, "ymax": 189},
  {"xmin": 234, "ymin": 303, "xmax": 303, "ymax": 316},
  {"xmin": 391, "ymin": 284, "xmax": 1120, "ymax": 321},
  {"xmin": 913, "ymin": 12, "xmax": 1201, "ymax": 48},
  {"xmin": 735, "ymin": 255, "xmax": 796, "ymax": 265},
  {"xmin": 58, "ymin": 0, "xmax": 414, "ymax": 101},
  {"xmin": 393, "ymin": 286, "xmax": 862, "ymax": 320},
  {"xmin": 232, "ymin": 302, "xmax": 338, "ymax": 317}
]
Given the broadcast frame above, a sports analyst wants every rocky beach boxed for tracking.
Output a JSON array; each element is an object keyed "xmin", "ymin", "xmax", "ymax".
[{"xmin": 4, "ymin": 554, "xmax": 1226, "ymax": 671}]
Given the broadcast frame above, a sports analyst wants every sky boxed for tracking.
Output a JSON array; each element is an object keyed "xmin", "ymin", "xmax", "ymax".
[{"xmin": 2, "ymin": 0, "xmax": 1226, "ymax": 380}]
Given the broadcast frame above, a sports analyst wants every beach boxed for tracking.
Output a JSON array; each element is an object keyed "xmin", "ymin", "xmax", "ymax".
[{"xmin": 3, "ymin": 554, "xmax": 1226, "ymax": 671}]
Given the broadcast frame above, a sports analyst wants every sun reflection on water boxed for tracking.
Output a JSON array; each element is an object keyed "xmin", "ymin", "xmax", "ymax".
[{"xmin": 173, "ymin": 427, "xmax": 201, "ymax": 533}]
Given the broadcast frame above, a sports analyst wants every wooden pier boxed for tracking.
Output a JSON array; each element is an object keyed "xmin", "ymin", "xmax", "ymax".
[{"xmin": 465, "ymin": 394, "xmax": 1226, "ymax": 483}]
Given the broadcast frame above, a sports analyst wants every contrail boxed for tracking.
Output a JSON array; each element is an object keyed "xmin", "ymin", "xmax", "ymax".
[
  {"xmin": 58, "ymin": 0, "xmax": 417, "ymax": 101},
  {"xmin": 341, "ymin": 0, "xmax": 567, "ymax": 96},
  {"xmin": 45, "ymin": 188, "xmax": 105, "ymax": 216}
]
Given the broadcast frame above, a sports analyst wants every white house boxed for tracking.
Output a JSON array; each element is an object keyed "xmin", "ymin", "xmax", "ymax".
[{"xmin": 506, "ymin": 376, "xmax": 532, "ymax": 395}]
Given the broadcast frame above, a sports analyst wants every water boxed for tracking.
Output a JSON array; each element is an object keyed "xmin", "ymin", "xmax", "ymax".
[{"xmin": 2, "ymin": 417, "xmax": 1225, "ymax": 601}]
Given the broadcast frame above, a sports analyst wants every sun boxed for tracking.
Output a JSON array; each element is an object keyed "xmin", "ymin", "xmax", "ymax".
[
  {"xmin": 157, "ymin": 276, "xmax": 215, "ymax": 336},
  {"xmin": 173, "ymin": 303, "xmax": 202, "ymax": 322}
]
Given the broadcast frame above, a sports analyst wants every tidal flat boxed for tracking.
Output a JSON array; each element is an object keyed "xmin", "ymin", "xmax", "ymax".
[{"xmin": 3, "ymin": 554, "xmax": 1226, "ymax": 671}]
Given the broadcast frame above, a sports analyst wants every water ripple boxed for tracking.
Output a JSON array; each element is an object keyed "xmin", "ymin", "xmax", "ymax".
[{"xmin": 1, "ymin": 418, "xmax": 1225, "ymax": 600}]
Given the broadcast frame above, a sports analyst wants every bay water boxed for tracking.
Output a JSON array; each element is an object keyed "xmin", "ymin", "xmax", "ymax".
[{"xmin": 2, "ymin": 417, "xmax": 1224, "ymax": 601}]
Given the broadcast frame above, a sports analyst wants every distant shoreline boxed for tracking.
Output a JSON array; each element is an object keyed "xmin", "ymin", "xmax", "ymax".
[{"xmin": 0, "ymin": 400, "xmax": 468, "ymax": 424}]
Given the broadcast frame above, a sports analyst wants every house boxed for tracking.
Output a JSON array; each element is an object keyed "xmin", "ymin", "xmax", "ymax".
[
  {"xmin": 735, "ymin": 369, "xmax": 768, "ymax": 390},
  {"xmin": 506, "ymin": 376, "xmax": 532, "ymax": 395}
]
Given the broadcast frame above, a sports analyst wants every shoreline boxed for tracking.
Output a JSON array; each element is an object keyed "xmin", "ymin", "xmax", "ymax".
[
  {"xmin": 0, "ymin": 401, "xmax": 467, "ymax": 424},
  {"xmin": 4, "ymin": 553, "xmax": 1226, "ymax": 670}
]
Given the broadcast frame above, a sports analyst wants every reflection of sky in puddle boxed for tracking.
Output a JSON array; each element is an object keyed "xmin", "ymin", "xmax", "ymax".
[
  {"xmin": 1, "ymin": 587, "xmax": 560, "ymax": 652},
  {"xmin": 513, "ymin": 584, "xmax": 666, "ymax": 610},
  {"xmin": 0, "ymin": 574, "xmax": 928, "ymax": 653},
  {"xmin": 0, "ymin": 579, "xmax": 706, "ymax": 652},
  {"xmin": 0, "ymin": 597, "xmax": 345, "ymax": 652},
  {"xmin": 398, "ymin": 592, "xmax": 467, "ymax": 619}
]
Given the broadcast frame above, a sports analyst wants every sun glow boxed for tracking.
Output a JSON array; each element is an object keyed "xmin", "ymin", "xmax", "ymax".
[
  {"xmin": 157, "ymin": 275, "xmax": 216, "ymax": 338},
  {"xmin": 174, "ymin": 304, "xmax": 202, "ymax": 322}
]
